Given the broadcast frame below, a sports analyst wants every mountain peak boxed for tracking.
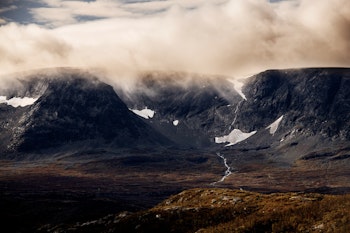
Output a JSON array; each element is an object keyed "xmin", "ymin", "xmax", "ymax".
[{"xmin": 0, "ymin": 68, "xmax": 172, "ymax": 154}]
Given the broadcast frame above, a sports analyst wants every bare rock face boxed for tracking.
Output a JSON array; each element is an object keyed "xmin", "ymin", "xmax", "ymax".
[
  {"xmin": 0, "ymin": 68, "xmax": 171, "ymax": 155},
  {"xmin": 237, "ymin": 68, "xmax": 350, "ymax": 139},
  {"xmin": 117, "ymin": 72, "xmax": 243, "ymax": 148},
  {"xmin": 118, "ymin": 68, "xmax": 350, "ymax": 151},
  {"xmin": 0, "ymin": 67, "xmax": 349, "ymax": 158}
]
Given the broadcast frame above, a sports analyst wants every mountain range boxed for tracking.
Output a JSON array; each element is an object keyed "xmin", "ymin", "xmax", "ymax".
[
  {"xmin": 1, "ymin": 67, "xmax": 349, "ymax": 158},
  {"xmin": 0, "ymin": 67, "xmax": 349, "ymax": 232}
]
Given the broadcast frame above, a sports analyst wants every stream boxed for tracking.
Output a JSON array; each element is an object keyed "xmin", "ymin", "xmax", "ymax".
[{"xmin": 211, "ymin": 152, "xmax": 232, "ymax": 185}]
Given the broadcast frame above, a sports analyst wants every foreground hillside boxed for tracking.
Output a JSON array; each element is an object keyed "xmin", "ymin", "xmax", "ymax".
[{"xmin": 40, "ymin": 188, "xmax": 350, "ymax": 233}]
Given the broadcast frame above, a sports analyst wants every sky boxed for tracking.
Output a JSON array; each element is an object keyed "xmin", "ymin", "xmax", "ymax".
[{"xmin": 0, "ymin": 0, "xmax": 349, "ymax": 82}]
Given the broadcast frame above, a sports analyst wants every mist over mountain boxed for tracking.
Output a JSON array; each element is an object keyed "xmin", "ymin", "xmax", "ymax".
[
  {"xmin": 0, "ymin": 68, "xmax": 172, "ymax": 156},
  {"xmin": 118, "ymin": 68, "xmax": 350, "ymax": 152},
  {"xmin": 117, "ymin": 72, "xmax": 243, "ymax": 148},
  {"xmin": 1, "ymin": 0, "xmax": 349, "ymax": 80},
  {"xmin": 0, "ymin": 67, "xmax": 349, "ymax": 157},
  {"xmin": 1, "ymin": 67, "xmax": 349, "ymax": 232},
  {"xmin": 1, "ymin": 0, "xmax": 350, "ymax": 231}
]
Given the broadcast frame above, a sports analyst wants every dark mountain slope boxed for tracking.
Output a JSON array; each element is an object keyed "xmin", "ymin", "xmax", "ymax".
[
  {"xmin": 118, "ymin": 72, "xmax": 243, "ymax": 148},
  {"xmin": 118, "ymin": 68, "xmax": 350, "ymax": 152},
  {"xmin": 236, "ymin": 68, "xmax": 350, "ymax": 139},
  {"xmin": 218, "ymin": 68, "xmax": 350, "ymax": 168},
  {"xmin": 0, "ymin": 68, "xmax": 172, "ymax": 154},
  {"xmin": 0, "ymin": 67, "xmax": 349, "ymax": 160}
]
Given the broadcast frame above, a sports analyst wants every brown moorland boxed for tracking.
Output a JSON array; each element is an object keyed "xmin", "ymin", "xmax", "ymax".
[{"xmin": 40, "ymin": 188, "xmax": 350, "ymax": 233}]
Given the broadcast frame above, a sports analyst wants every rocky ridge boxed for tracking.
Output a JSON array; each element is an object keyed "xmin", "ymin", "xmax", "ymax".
[{"xmin": 0, "ymin": 68, "xmax": 172, "ymax": 156}]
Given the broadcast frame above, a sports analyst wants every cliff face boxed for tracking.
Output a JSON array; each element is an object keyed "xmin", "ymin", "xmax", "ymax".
[{"xmin": 237, "ymin": 68, "xmax": 350, "ymax": 139}]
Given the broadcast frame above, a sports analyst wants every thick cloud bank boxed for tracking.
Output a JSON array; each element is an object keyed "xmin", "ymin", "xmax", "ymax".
[{"xmin": 0, "ymin": 0, "xmax": 349, "ymax": 82}]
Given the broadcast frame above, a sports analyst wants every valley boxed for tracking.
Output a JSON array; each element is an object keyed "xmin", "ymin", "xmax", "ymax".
[
  {"xmin": 1, "ymin": 0, "xmax": 349, "ymax": 230},
  {"xmin": 0, "ymin": 67, "xmax": 349, "ymax": 232},
  {"xmin": 1, "ymin": 146, "xmax": 349, "ymax": 232}
]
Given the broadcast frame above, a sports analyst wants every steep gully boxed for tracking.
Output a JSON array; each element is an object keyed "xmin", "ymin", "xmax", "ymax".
[
  {"xmin": 229, "ymin": 99, "xmax": 244, "ymax": 130},
  {"xmin": 212, "ymin": 99, "xmax": 244, "ymax": 185}
]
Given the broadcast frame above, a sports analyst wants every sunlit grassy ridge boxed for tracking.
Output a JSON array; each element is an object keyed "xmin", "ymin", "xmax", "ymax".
[{"xmin": 111, "ymin": 188, "xmax": 350, "ymax": 233}]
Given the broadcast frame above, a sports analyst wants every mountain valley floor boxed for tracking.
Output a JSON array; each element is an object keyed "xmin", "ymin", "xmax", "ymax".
[{"xmin": 0, "ymin": 148, "xmax": 349, "ymax": 232}]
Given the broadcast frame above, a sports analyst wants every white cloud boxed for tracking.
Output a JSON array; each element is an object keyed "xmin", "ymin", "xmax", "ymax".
[
  {"xmin": 0, "ymin": 18, "xmax": 7, "ymax": 25},
  {"xmin": 0, "ymin": 0, "xmax": 349, "ymax": 86},
  {"xmin": 30, "ymin": 0, "xmax": 228, "ymax": 27},
  {"xmin": 0, "ymin": 23, "xmax": 72, "ymax": 74},
  {"xmin": 123, "ymin": 0, "xmax": 226, "ymax": 13},
  {"xmin": 31, "ymin": 8, "xmax": 77, "ymax": 27},
  {"xmin": 31, "ymin": 0, "xmax": 134, "ymax": 27}
]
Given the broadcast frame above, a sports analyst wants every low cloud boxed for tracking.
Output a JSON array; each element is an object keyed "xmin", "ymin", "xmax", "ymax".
[
  {"xmin": 31, "ymin": 0, "xmax": 133, "ymax": 27},
  {"xmin": 0, "ymin": 18, "xmax": 7, "ymax": 24},
  {"xmin": 0, "ymin": 0, "xmax": 349, "ymax": 85}
]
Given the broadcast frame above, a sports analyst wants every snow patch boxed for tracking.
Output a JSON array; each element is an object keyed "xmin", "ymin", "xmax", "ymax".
[
  {"xmin": 0, "ymin": 96, "xmax": 6, "ymax": 104},
  {"xmin": 130, "ymin": 108, "xmax": 155, "ymax": 119},
  {"xmin": 227, "ymin": 79, "xmax": 247, "ymax": 100},
  {"xmin": 0, "ymin": 96, "xmax": 38, "ymax": 107},
  {"xmin": 215, "ymin": 129, "xmax": 257, "ymax": 146},
  {"xmin": 266, "ymin": 115, "xmax": 284, "ymax": 135},
  {"xmin": 173, "ymin": 120, "xmax": 179, "ymax": 126}
]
